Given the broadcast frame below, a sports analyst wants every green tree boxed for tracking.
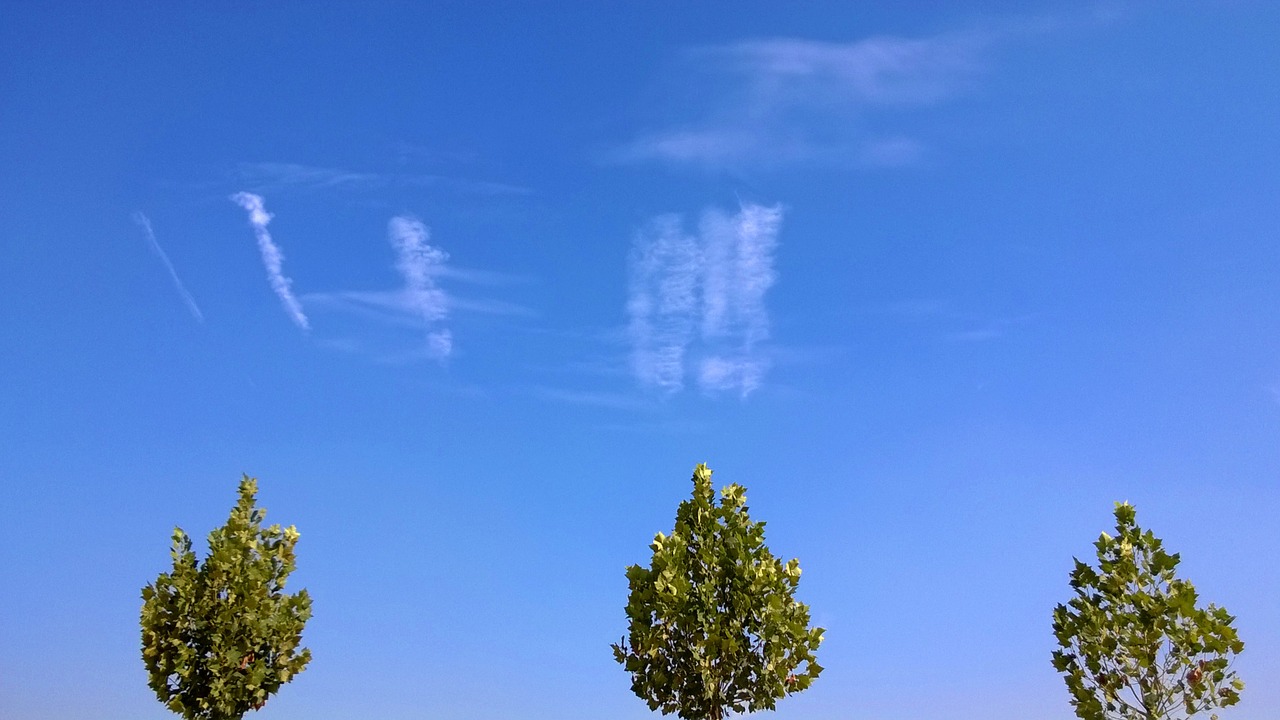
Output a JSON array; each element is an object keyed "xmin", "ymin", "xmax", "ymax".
[
  {"xmin": 612, "ymin": 464, "xmax": 823, "ymax": 720},
  {"xmin": 141, "ymin": 475, "xmax": 312, "ymax": 720},
  {"xmin": 1052, "ymin": 502, "xmax": 1244, "ymax": 720}
]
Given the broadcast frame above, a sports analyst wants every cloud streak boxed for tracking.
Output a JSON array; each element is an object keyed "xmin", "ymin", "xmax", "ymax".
[
  {"xmin": 297, "ymin": 217, "xmax": 529, "ymax": 364},
  {"xmin": 132, "ymin": 211, "xmax": 204, "ymax": 323},
  {"xmin": 387, "ymin": 216, "xmax": 452, "ymax": 359},
  {"xmin": 627, "ymin": 203, "xmax": 782, "ymax": 397},
  {"xmin": 230, "ymin": 192, "xmax": 309, "ymax": 330}
]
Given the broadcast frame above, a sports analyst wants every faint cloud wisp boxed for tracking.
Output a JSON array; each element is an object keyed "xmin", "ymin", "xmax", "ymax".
[
  {"xmin": 237, "ymin": 162, "xmax": 531, "ymax": 197},
  {"xmin": 230, "ymin": 192, "xmax": 310, "ymax": 330},
  {"xmin": 131, "ymin": 211, "xmax": 204, "ymax": 323},
  {"xmin": 863, "ymin": 298, "xmax": 1034, "ymax": 342}
]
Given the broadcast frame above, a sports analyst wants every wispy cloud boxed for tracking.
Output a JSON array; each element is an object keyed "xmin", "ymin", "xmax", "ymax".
[
  {"xmin": 299, "ymin": 216, "xmax": 529, "ymax": 363},
  {"xmin": 237, "ymin": 162, "xmax": 531, "ymax": 196},
  {"xmin": 613, "ymin": 22, "xmax": 1046, "ymax": 169},
  {"xmin": 230, "ymin": 192, "xmax": 309, "ymax": 330},
  {"xmin": 302, "ymin": 291, "xmax": 429, "ymax": 329},
  {"xmin": 131, "ymin": 211, "xmax": 204, "ymax": 323},
  {"xmin": 705, "ymin": 35, "xmax": 980, "ymax": 105},
  {"xmin": 627, "ymin": 202, "xmax": 782, "ymax": 398},
  {"xmin": 387, "ymin": 216, "xmax": 452, "ymax": 360}
]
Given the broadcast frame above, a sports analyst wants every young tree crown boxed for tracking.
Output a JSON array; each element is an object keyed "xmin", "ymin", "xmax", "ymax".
[
  {"xmin": 1052, "ymin": 501, "xmax": 1243, "ymax": 720},
  {"xmin": 613, "ymin": 463, "xmax": 823, "ymax": 720},
  {"xmin": 140, "ymin": 475, "xmax": 312, "ymax": 720}
]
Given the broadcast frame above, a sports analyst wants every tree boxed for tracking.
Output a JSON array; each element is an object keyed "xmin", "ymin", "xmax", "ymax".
[
  {"xmin": 1052, "ymin": 502, "xmax": 1244, "ymax": 720},
  {"xmin": 141, "ymin": 475, "xmax": 312, "ymax": 720},
  {"xmin": 612, "ymin": 464, "xmax": 824, "ymax": 720}
]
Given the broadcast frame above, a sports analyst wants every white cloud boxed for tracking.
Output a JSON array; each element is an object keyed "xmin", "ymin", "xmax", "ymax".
[
  {"xmin": 229, "ymin": 192, "xmax": 309, "ymax": 330},
  {"xmin": 387, "ymin": 216, "xmax": 453, "ymax": 360},
  {"xmin": 297, "ymin": 217, "xmax": 491, "ymax": 363},
  {"xmin": 298, "ymin": 218, "xmax": 529, "ymax": 365},
  {"xmin": 699, "ymin": 203, "xmax": 781, "ymax": 348},
  {"xmin": 627, "ymin": 203, "xmax": 782, "ymax": 398},
  {"xmin": 613, "ymin": 28, "xmax": 1006, "ymax": 169},
  {"xmin": 627, "ymin": 215, "xmax": 702, "ymax": 392},
  {"xmin": 614, "ymin": 130, "xmax": 761, "ymax": 166},
  {"xmin": 705, "ymin": 35, "xmax": 979, "ymax": 107},
  {"xmin": 131, "ymin": 211, "xmax": 204, "ymax": 323},
  {"xmin": 426, "ymin": 329, "xmax": 453, "ymax": 359},
  {"xmin": 388, "ymin": 216, "xmax": 449, "ymax": 324},
  {"xmin": 698, "ymin": 356, "xmax": 769, "ymax": 397}
]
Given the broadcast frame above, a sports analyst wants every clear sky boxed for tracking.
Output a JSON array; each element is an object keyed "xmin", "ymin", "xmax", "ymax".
[{"xmin": 1, "ymin": 2, "xmax": 1278, "ymax": 719}]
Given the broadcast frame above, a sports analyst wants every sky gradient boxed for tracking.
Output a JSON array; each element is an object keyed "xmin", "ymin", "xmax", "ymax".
[{"xmin": 1, "ymin": 2, "xmax": 1278, "ymax": 719}]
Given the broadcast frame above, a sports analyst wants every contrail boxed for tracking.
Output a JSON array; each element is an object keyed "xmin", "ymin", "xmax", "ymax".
[
  {"xmin": 131, "ymin": 211, "xmax": 205, "ymax": 323},
  {"xmin": 230, "ymin": 192, "xmax": 309, "ymax": 330}
]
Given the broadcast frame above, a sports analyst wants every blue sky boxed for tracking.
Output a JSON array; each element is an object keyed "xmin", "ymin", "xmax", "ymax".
[{"xmin": 1, "ymin": 2, "xmax": 1278, "ymax": 718}]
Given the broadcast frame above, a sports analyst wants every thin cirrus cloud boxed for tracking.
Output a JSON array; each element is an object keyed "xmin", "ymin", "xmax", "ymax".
[
  {"xmin": 230, "ymin": 192, "xmax": 310, "ymax": 330},
  {"xmin": 131, "ymin": 211, "xmax": 204, "ymax": 323},
  {"xmin": 627, "ymin": 202, "xmax": 782, "ymax": 398},
  {"xmin": 612, "ymin": 27, "xmax": 1004, "ymax": 169}
]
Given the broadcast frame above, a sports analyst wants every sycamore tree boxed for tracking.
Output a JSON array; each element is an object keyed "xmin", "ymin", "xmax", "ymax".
[
  {"xmin": 141, "ymin": 475, "xmax": 312, "ymax": 720},
  {"xmin": 612, "ymin": 464, "xmax": 824, "ymax": 720},
  {"xmin": 1052, "ymin": 502, "xmax": 1244, "ymax": 720}
]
